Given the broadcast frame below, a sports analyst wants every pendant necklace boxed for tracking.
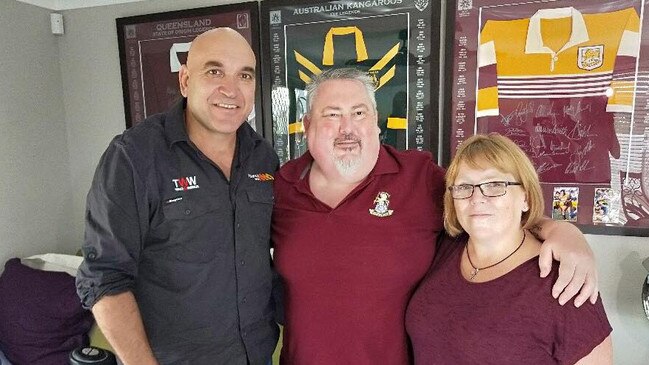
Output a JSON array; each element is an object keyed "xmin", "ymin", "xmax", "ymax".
[{"xmin": 466, "ymin": 231, "xmax": 526, "ymax": 281}]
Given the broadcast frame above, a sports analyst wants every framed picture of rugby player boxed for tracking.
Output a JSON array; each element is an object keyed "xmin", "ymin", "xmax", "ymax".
[
  {"xmin": 444, "ymin": 0, "xmax": 649, "ymax": 235},
  {"xmin": 260, "ymin": 0, "xmax": 442, "ymax": 165},
  {"xmin": 116, "ymin": 2, "xmax": 262, "ymax": 131}
]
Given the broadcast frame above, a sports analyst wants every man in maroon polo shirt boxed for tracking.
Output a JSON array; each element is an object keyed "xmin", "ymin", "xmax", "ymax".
[{"xmin": 271, "ymin": 67, "xmax": 599, "ymax": 365}]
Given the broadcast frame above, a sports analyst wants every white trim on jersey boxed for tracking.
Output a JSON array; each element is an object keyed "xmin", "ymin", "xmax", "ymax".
[
  {"xmin": 497, "ymin": 71, "xmax": 612, "ymax": 80},
  {"xmin": 606, "ymin": 104, "xmax": 634, "ymax": 113},
  {"xmin": 498, "ymin": 81, "xmax": 611, "ymax": 89},
  {"xmin": 619, "ymin": 30, "xmax": 641, "ymax": 57},
  {"xmin": 478, "ymin": 41, "xmax": 496, "ymax": 68},
  {"xmin": 525, "ymin": 7, "xmax": 589, "ymax": 55},
  {"xmin": 476, "ymin": 108, "xmax": 499, "ymax": 118}
]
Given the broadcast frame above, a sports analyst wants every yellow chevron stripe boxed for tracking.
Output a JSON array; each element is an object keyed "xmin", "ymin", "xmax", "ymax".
[
  {"xmin": 294, "ymin": 51, "xmax": 322, "ymax": 75},
  {"xmin": 376, "ymin": 65, "xmax": 396, "ymax": 90},
  {"xmin": 387, "ymin": 117, "xmax": 407, "ymax": 130},
  {"xmin": 289, "ymin": 122, "xmax": 305, "ymax": 134},
  {"xmin": 370, "ymin": 43, "xmax": 400, "ymax": 71},
  {"xmin": 299, "ymin": 70, "xmax": 312, "ymax": 84}
]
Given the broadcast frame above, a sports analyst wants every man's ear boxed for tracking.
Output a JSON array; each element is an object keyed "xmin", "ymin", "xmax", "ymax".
[
  {"xmin": 303, "ymin": 114, "xmax": 311, "ymax": 131},
  {"xmin": 178, "ymin": 64, "xmax": 189, "ymax": 97},
  {"xmin": 374, "ymin": 113, "xmax": 381, "ymax": 134}
]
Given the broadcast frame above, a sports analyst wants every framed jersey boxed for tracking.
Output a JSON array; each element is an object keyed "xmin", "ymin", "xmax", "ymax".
[
  {"xmin": 260, "ymin": 0, "xmax": 442, "ymax": 164},
  {"xmin": 116, "ymin": 2, "xmax": 262, "ymax": 131},
  {"xmin": 445, "ymin": 0, "xmax": 649, "ymax": 235}
]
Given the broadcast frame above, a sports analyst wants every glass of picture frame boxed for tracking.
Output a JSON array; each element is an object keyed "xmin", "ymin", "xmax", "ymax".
[
  {"xmin": 116, "ymin": 2, "xmax": 262, "ymax": 132},
  {"xmin": 444, "ymin": 0, "xmax": 649, "ymax": 235},
  {"xmin": 260, "ymin": 0, "xmax": 443, "ymax": 164}
]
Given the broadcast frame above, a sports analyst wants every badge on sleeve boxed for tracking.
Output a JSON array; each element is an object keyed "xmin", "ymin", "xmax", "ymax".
[{"xmin": 369, "ymin": 191, "xmax": 394, "ymax": 217}]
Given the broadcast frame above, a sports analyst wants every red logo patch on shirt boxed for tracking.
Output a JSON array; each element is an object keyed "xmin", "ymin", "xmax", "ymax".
[
  {"xmin": 172, "ymin": 176, "xmax": 199, "ymax": 191},
  {"xmin": 248, "ymin": 173, "xmax": 275, "ymax": 181}
]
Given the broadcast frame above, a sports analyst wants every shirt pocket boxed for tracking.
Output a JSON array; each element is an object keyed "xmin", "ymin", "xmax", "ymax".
[
  {"xmin": 246, "ymin": 188, "xmax": 274, "ymax": 206},
  {"xmin": 155, "ymin": 194, "xmax": 228, "ymax": 263},
  {"xmin": 246, "ymin": 186, "xmax": 274, "ymax": 234}
]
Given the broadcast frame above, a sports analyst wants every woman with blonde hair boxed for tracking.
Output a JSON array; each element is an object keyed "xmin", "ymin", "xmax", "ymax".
[{"xmin": 406, "ymin": 133, "xmax": 612, "ymax": 364}]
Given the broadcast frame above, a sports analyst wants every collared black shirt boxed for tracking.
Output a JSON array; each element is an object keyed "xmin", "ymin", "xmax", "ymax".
[{"xmin": 76, "ymin": 100, "xmax": 279, "ymax": 365}]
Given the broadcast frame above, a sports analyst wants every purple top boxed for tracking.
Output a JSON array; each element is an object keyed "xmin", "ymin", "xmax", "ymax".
[{"xmin": 406, "ymin": 234, "xmax": 612, "ymax": 365}]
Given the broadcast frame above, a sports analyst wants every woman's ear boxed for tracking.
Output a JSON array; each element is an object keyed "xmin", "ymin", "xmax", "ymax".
[{"xmin": 522, "ymin": 196, "xmax": 530, "ymax": 212}]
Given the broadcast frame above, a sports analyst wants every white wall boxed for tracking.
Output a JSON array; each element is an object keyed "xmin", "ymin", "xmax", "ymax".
[
  {"xmin": 0, "ymin": 0, "xmax": 648, "ymax": 363},
  {"xmin": 590, "ymin": 234, "xmax": 649, "ymax": 364},
  {"xmin": 0, "ymin": 1, "xmax": 76, "ymax": 266}
]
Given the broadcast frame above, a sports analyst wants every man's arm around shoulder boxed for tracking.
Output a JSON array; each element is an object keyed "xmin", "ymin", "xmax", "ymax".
[{"xmin": 532, "ymin": 217, "xmax": 598, "ymax": 307}]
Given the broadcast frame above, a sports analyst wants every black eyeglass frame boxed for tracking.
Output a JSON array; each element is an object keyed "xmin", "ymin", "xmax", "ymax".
[{"xmin": 448, "ymin": 181, "xmax": 522, "ymax": 200}]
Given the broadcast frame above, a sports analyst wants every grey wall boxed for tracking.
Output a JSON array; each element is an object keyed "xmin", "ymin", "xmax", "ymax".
[
  {"xmin": 58, "ymin": 0, "xmax": 236, "ymax": 249},
  {"xmin": 0, "ymin": 0, "xmax": 648, "ymax": 363},
  {"xmin": 0, "ymin": 1, "xmax": 76, "ymax": 266},
  {"xmin": 590, "ymin": 234, "xmax": 649, "ymax": 364}
]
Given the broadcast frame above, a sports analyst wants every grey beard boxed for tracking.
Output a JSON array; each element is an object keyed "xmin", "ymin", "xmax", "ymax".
[
  {"xmin": 332, "ymin": 134, "xmax": 362, "ymax": 176},
  {"xmin": 333, "ymin": 155, "xmax": 361, "ymax": 177}
]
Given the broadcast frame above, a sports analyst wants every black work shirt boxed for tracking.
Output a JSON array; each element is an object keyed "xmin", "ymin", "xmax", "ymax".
[{"xmin": 76, "ymin": 100, "xmax": 279, "ymax": 365}]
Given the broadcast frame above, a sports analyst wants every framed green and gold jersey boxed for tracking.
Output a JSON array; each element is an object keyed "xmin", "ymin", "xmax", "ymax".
[{"xmin": 261, "ymin": 0, "xmax": 442, "ymax": 164}]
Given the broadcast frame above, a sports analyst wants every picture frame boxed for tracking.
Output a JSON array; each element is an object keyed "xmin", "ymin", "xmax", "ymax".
[
  {"xmin": 260, "ymin": 0, "xmax": 443, "ymax": 164},
  {"xmin": 116, "ymin": 2, "xmax": 263, "ymax": 133},
  {"xmin": 444, "ymin": 0, "xmax": 649, "ymax": 236}
]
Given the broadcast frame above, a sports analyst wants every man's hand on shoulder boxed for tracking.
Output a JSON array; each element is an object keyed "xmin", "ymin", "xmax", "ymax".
[{"xmin": 532, "ymin": 218, "xmax": 598, "ymax": 307}]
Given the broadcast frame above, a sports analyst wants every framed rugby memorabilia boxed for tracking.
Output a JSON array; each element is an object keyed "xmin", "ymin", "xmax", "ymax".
[
  {"xmin": 445, "ymin": 0, "xmax": 649, "ymax": 235},
  {"xmin": 260, "ymin": 0, "xmax": 442, "ymax": 164},
  {"xmin": 116, "ymin": 2, "xmax": 262, "ymax": 131}
]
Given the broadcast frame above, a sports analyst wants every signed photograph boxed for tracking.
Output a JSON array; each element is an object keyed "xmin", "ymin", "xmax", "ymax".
[
  {"xmin": 593, "ymin": 187, "xmax": 619, "ymax": 224},
  {"xmin": 552, "ymin": 187, "xmax": 579, "ymax": 222}
]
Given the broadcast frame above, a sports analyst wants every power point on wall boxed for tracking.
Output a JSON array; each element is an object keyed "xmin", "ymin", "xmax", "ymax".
[{"xmin": 50, "ymin": 13, "xmax": 64, "ymax": 35}]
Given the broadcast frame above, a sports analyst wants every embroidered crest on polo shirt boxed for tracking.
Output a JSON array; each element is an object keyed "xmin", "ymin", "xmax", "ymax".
[
  {"xmin": 172, "ymin": 176, "xmax": 199, "ymax": 191},
  {"xmin": 248, "ymin": 173, "xmax": 275, "ymax": 181},
  {"xmin": 577, "ymin": 45, "xmax": 604, "ymax": 71},
  {"xmin": 369, "ymin": 191, "xmax": 394, "ymax": 217}
]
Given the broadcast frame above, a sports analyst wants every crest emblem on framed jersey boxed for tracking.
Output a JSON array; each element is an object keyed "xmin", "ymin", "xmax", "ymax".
[
  {"xmin": 577, "ymin": 45, "xmax": 604, "ymax": 71},
  {"xmin": 414, "ymin": 0, "xmax": 429, "ymax": 12}
]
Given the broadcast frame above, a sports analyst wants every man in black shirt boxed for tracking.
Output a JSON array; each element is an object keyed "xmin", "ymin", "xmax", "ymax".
[{"xmin": 76, "ymin": 28, "xmax": 279, "ymax": 365}]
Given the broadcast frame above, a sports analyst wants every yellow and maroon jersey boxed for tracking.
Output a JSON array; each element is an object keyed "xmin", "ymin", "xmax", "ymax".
[
  {"xmin": 477, "ymin": 6, "xmax": 639, "ymax": 117},
  {"xmin": 475, "ymin": 7, "xmax": 639, "ymax": 183}
]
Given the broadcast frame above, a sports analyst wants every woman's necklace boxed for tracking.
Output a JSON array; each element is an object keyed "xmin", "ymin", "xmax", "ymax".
[{"xmin": 466, "ymin": 231, "xmax": 526, "ymax": 281}]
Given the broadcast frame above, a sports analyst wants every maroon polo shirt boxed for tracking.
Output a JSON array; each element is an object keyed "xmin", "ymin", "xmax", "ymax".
[{"xmin": 273, "ymin": 145, "xmax": 445, "ymax": 365}]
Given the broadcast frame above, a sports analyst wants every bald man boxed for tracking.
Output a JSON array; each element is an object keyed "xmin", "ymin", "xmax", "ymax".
[{"xmin": 77, "ymin": 28, "xmax": 280, "ymax": 365}]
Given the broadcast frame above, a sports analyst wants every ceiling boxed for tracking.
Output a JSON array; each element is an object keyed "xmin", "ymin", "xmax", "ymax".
[{"xmin": 15, "ymin": 0, "xmax": 147, "ymax": 11}]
